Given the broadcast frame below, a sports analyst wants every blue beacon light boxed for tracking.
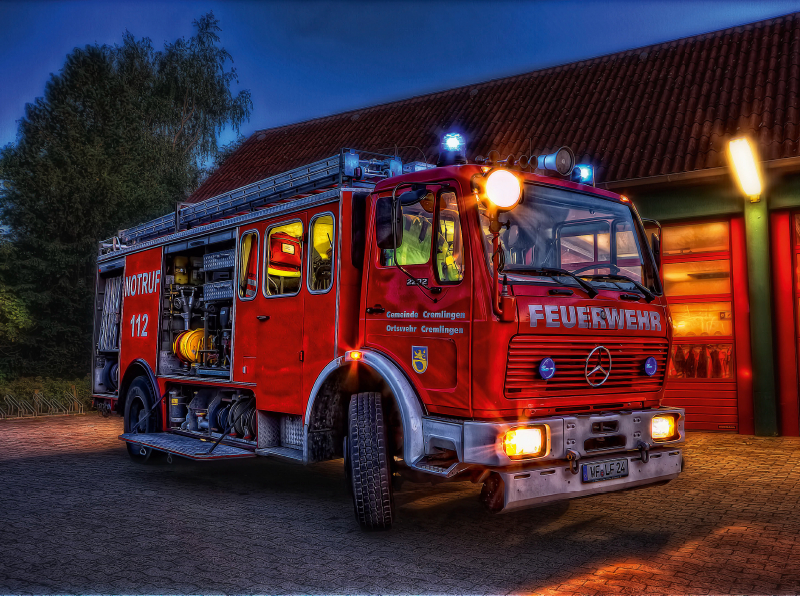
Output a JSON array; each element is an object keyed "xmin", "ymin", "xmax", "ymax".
[
  {"xmin": 644, "ymin": 356, "xmax": 658, "ymax": 376},
  {"xmin": 539, "ymin": 357, "xmax": 556, "ymax": 380},
  {"xmin": 442, "ymin": 132, "xmax": 465, "ymax": 152},
  {"xmin": 571, "ymin": 164, "xmax": 594, "ymax": 184}
]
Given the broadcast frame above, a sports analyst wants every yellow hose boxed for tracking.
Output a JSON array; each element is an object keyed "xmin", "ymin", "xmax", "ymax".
[{"xmin": 173, "ymin": 328, "xmax": 204, "ymax": 363}]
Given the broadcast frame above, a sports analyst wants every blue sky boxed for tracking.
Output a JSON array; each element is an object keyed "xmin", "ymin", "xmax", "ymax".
[{"xmin": 2, "ymin": 0, "xmax": 800, "ymax": 149}]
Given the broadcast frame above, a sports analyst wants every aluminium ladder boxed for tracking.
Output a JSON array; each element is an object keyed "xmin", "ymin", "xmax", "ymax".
[{"xmin": 104, "ymin": 149, "xmax": 412, "ymax": 250}]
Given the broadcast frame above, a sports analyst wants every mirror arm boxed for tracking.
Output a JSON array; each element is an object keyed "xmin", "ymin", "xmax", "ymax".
[
  {"xmin": 488, "ymin": 211, "xmax": 515, "ymax": 321},
  {"xmin": 390, "ymin": 185, "xmax": 441, "ymax": 303}
]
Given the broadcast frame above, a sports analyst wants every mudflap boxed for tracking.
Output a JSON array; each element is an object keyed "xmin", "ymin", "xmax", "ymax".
[{"xmin": 119, "ymin": 432, "xmax": 256, "ymax": 461}]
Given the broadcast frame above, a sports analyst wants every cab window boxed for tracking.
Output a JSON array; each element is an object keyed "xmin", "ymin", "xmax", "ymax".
[
  {"xmin": 265, "ymin": 221, "xmax": 303, "ymax": 297},
  {"xmin": 435, "ymin": 192, "xmax": 464, "ymax": 283},
  {"xmin": 238, "ymin": 231, "xmax": 259, "ymax": 299},
  {"xmin": 308, "ymin": 214, "xmax": 335, "ymax": 293},
  {"xmin": 380, "ymin": 201, "xmax": 433, "ymax": 266}
]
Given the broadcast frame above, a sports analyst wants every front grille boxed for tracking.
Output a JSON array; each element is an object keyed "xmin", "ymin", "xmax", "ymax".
[{"xmin": 505, "ymin": 335, "xmax": 668, "ymax": 397}]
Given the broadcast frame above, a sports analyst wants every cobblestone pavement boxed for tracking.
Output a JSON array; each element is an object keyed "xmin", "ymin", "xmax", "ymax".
[{"xmin": 1, "ymin": 415, "xmax": 799, "ymax": 595}]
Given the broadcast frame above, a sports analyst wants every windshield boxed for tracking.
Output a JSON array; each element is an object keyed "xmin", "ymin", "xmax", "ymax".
[{"xmin": 480, "ymin": 183, "xmax": 658, "ymax": 291}]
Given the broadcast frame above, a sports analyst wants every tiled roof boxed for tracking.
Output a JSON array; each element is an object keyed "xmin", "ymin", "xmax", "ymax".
[{"xmin": 189, "ymin": 13, "xmax": 800, "ymax": 203}]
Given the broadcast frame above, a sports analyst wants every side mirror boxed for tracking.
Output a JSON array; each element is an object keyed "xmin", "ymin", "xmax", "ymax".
[
  {"xmin": 398, "ymin": 187, "xmax": 431, "ymax": 205},
  {"xmin": 375, "ymin": 197, "xmax": 403, "ymax": 249},
  {"xmin": 651, "ymin": 232, "xmax": 661, "ymax": 269}
]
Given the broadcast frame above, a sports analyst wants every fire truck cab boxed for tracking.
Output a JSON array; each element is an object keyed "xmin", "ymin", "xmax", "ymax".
[{"xmin": 93, "ymin": 138, "xmax": 684, "ymax": 530}]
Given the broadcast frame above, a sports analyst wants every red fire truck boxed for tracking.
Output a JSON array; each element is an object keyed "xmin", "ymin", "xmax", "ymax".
[{"xmin": 93, "ymin": 135, "xmax": 684, "ymax": 529}]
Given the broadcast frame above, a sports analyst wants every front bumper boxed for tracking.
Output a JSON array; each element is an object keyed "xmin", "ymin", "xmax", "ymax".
[
  {"xmin": 419, "ymin": 408, "xmax": 685, "ymax": 507},
  {"xmin": 496, "ymin": 445, "xmax": 682, "ymax": 512},
  {"xmin": 423, "ymin": 408, "xmax": 685, "ymax": 467}
]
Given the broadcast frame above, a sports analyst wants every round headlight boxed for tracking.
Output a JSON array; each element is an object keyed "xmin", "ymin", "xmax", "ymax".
[{"xmin": 484, "ymin": 169, "xmax": 522, "ymax": 209}]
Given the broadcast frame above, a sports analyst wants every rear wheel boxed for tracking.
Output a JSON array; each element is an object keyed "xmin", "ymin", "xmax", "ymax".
[
  {"xmin": 123, "ymin": 377, "xmax": 160, "ymax": 463},
  {"xmin": 346, "ymin": 392, "xmax": 394, "ymax": 530}
]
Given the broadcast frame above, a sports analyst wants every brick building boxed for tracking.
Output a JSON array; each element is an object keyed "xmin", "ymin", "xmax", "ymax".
[{"xmin": 188, "ymin": 13, "xmax": 800, "ymax": 436}]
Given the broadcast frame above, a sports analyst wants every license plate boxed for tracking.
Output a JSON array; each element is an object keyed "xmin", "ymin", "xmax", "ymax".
[{"xmin": 582, "ymin": 458, "xmax": 629, "ymax": 483}]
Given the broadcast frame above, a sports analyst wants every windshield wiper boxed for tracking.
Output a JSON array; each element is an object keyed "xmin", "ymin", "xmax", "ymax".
[
  {"xmin": 501, "ymin": 265, "xmax": 598, "ymax": 298},
  {"xmin": 580, "ymin": 273, "xmax": 655, "ymax": 302}
]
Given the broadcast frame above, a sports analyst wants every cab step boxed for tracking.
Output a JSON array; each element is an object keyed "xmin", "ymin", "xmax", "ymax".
[
  {"xmin": 119, "ymin": 432, "xmax": 256, "ymax": 460},
  {"xmin": 411, "ymin": 455, "xmax": 466, "ymax": 477}
]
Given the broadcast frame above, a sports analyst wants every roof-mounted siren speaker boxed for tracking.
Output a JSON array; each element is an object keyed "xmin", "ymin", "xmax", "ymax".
[
  {"xmin": 474, "ymin": 149, "xmax": 499, "ymax": 167},
  {"xmin": 536, "ymin": 146, "xmax": 575, "ymax": 176}
]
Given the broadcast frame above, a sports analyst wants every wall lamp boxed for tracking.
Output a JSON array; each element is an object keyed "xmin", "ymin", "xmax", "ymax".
[{"xmin": 728, "ymin": 138, "xmax": 763, "ymax": 202}]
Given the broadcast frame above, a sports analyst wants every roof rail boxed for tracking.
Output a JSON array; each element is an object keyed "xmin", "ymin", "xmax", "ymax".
[{"xmin": 112, "ymin": 148, "xmax": 404, "ymax": 248}]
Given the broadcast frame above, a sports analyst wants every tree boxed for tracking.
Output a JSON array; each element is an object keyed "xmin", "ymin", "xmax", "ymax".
[{"xmin": 0, "ymin": 12, "xmax": 251, "ymax": 377}]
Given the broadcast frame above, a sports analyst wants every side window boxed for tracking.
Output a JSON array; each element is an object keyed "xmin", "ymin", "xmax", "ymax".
[
  {"xmin": 265, "ymin": 221, "xmax": 303, "ymax": 297},
  {"xmin": 238, "ymin": 231, "xmax": 259, "ymax": 299},
  {"xmin": 308, "ymin": 213, "xmax": 335, "ymax": 293},
  {"xmin": 435, "ymin": 192, "xmax": 464, "ymax": 283},
  {"xmin": 380, "ymin": 202, "xmax": 433, "ymax": 266}
]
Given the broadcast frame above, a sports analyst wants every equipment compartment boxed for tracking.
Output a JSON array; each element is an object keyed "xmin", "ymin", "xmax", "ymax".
[
  {"xmin": 159, "ymin": 234, "xmax": 235, "ymax": 379},
  {"xmin": 166, "ymin": 385, "xmax": 257, "ymax": 448},
  {"xmin": 92, "ymin": 259, "xmax": 124, "ymax": 395}
]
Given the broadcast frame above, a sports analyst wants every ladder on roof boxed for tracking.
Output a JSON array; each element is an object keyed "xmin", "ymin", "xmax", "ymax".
[{"xmin": 113, "ymin": 149, "xmax": 405, "ymax": 247}]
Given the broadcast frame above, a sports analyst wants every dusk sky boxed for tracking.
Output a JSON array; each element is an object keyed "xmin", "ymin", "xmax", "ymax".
[{"xmin": 2, "ymin": 0, "xmax": 800, "ymax": 150}]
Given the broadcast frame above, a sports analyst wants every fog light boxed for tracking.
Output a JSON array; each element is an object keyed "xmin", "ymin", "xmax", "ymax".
[
  {"xmin": 503, "ymin": 426, "xmax": 547, "ymax": 459},
  {"xmin": 651, "ymin": 414, "xmax": 677, "ymax": 441}
]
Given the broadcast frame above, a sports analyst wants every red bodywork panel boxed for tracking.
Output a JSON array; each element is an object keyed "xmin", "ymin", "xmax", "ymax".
[{"xmin": 118, "ymin": 247, "xmax": 162, "ymax": 389}]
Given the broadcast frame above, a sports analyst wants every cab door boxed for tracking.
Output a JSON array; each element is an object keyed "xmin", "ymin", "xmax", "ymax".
[
  {"xmin": 302, "ymin": 209, "xmax": 338, "ymax": 404},
  {"xmin": 233, "ymin": 224, "xmax": 265, "ymax": 385},
  {"xmin": 234, "ymin": 216, "xmax": 307, "ymax": 415},
  {"xmin": 364, "ymin": 187, "xmax": 472, "ymax": 416}
]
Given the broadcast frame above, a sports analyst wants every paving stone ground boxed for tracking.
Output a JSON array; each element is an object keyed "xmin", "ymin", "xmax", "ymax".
[{"xmin": 1, "ymin": 415, "xmax": 799, "ymax": 595}]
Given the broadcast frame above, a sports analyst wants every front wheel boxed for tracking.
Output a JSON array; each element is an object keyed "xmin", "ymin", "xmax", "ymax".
[
  {"xmin": 123, "ymin": 377, "xmax": 160, "ymax": 464},
  {"xmin": 346, "ymin": 392, "xmax": 394, "ymax": 530}
]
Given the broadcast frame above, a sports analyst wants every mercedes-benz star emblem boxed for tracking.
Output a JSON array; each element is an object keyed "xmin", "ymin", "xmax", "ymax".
[{"xmin": 585, "ymin": 346, "xmax": 612, "ymax": 387}]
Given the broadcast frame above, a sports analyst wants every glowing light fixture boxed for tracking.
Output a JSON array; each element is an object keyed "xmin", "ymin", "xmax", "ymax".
[
  {"xmin": 348, "ymin": 350, "xmax": 363, "ymax": 361},
  {"xmin": 483, "ymin": 169, "xmax": 522, "ymax": 210},
  {"xmin": 442, "ymin": 132, "xmax": 465, "ymax": 152},
  {"xmin": 729, "ymin": 138, "xmax": 762, "ymax": 199},
  {"xmin": 503, "ymin": 426, "xmax": 547, "ymax": 459},
  {"xmin": 571, "ymin": 164, "xmax": 594, "ymax": 184},
  {"xmin": 438, "ymin": 132, "xmax": 467, "ymax": 166},
  {"xmin": 651, "ymin": 414, "xmax": 677, "ymax": 441}
]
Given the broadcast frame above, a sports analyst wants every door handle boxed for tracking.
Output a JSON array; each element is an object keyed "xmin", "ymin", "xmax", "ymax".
[
  {"xmin": 256, "ymin": 315, "xmax": 270, "ymax": 321},
  {"xmin": 366, "ymin": 305, "xmax": 385, "ymax": 315}
]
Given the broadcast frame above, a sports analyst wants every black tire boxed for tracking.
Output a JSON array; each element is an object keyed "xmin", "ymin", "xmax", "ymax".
[
  {"xmin": 346, "ymin": 392, "xmax": 394, "ymax": 530},
  {"xmin": 123, "ymin": 377, "xmax": 160, "ymax": 464}
]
